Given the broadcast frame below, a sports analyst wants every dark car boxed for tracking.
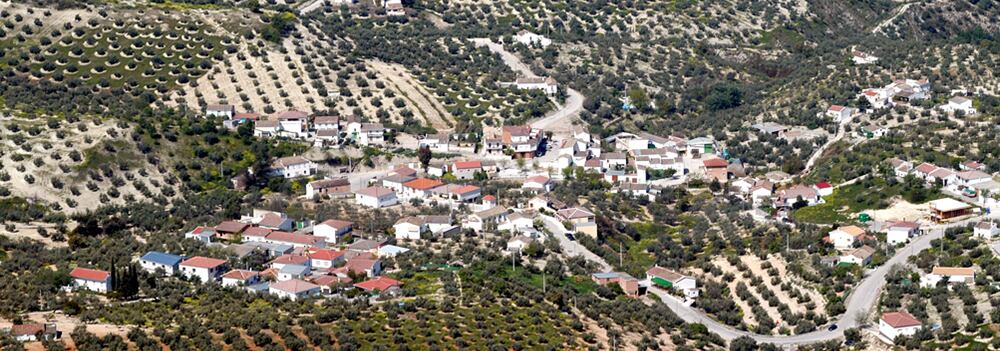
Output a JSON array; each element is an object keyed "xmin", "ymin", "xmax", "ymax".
[
  {"xmin": 565, "ymin": 233, "xmax": 576, "ymax": 241},
  {"xmin": 827, "ymin": 324, "xmax": 837, "ymax": 331}
]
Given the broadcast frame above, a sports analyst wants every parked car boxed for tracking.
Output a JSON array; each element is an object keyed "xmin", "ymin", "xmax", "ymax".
[
  {"xmin": 564, "ymin": 233, "xmax": 575, "ymax": 241},
  {"xmin": 827, "ymin": 324, "xmax": 837, "ymax": 331}
]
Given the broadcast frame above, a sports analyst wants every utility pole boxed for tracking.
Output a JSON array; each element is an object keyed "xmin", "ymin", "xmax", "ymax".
[
  {"xmin": 542, "ymin": 271, "xmax": 546, "ymax": 294},
  {"xmin": 619, "ymin": 242, "xmax": 623, "ymax": 267}
]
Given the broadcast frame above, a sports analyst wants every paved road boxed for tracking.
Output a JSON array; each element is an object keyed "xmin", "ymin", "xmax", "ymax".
[
  {"xmin": 298, "ymin": 0, "xmax": 325, "ymax": 14},
  {"xmin": 648, "ymin": 214, "xmax": 989, "ymax": 346},
  {"xmin": 470, "ymin": 38, "xmax": 584, "ymax": 135},
  {"xmin": 539, "ymin": 214, "xmax": 611, "ymax": 271}
]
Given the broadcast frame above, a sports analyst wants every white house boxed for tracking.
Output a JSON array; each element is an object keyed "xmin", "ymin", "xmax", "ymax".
[
  {"xmin": 418, "ymin": 134, "xmax": 452, "ymax": 152},
  {"xmin": 777, "ymin": 184, "xmax": 821, "ymax": 207},
  {"xmin": 393, "ymin": 216, "xmax": 427, "ymax": 240},
  {"xmin": 313, "ymin": 219, "xmax": 353, "ymax": 244},
  {"xmin": 920, "ymin": 266, "xmax": 975, "ymax": 288},
  {"xmin": 179, "ymin": 256, "xmax": 228, "ymax": 283},
  {"xmin": 353, "ymin": 123, "xmax": 386, "ymax": 146},
  {"xmin": 69, "ymin": 267, "xmax": 111, "ymax": 293},
  {"xmin": 139, "ymin": 251, "xmax": 185, "ymax": 275},
  {"xmin": 221, "ymin": 270, "xmax": 259, "ymax": 287},
  {"xmin": 886, "ymin": 221, "xmax": 920, "ymax": 246},
  {"xmin": 268, "ymin": 156, "xmax": 317, "ymax": 178},
  {"xmin": 851, "ymin": 50, "xmax": 878, "ymax": 65},
  {"xmin": 276, "ymin": 110, "xmax": 309, "ymax": 139},
  {"xmin": 513, "ymin": 30, "xmax": 552, "ymax": 47},
  {"xmin": 955, "ymin": 170, "xmax": 991, "ymax": 187},
  {"xmin": 206, "ymin": 104, "xmax": 235, "ymax": 119},
  {"xmin": 813, "ymin": 182, "xmax": 833, "ymax": 197},
  {"xmin": 305, "ymin": 248, "xmax": 344, "ymax": 269},
  {"xmin": 355, "ymin": 187, "xmax": 399, "ymax": 208},
  {"xmin": 646, "ymin": 266, "xmax": 698, "ymax": 299},
  {"xmin": 504, "ymin": 77, "xmax": 558, "ymax": 95},
  {"xmin": 974, "ymin": 221, "xmax": 998, "ymax": 239},
  {"xmin": 939, "ymin": 96, "xmax": 976, "ymax": 115},
  {"xmin": 269, "ymin": 279, "xmax": 321, "ymax": 300},
  {"xmin": 829, "ymin": 225, "xmax": 867, "ymax": 249},
  {"xmin": 522, "ymin": 175, "xmax": 554, "ymax": 192},
  {"xmin": 859, "ymin": 89, "xmax": 891, "ymax": 110},
  {"xmin": 464, "ymin": 206, "xmax": 509, "ymax": 232},
  {"xmin": 313, "ymin": 115, "xmax": 340, "ymax": 131},
  {"xmin": 879, "ymin": 311, "xmax": 921, "ymax": 341}
]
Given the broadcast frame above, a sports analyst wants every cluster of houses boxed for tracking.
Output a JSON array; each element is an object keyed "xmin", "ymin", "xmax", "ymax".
[
  {"xmin": 205, "ymin": 106, "xmax": 390, "ymax": 148},
  {"xmin": 68, "ymin": 209, "xmax": 411, "ymax": 301},
  {"xmin": 887, "ymin": 158, "xmax": 998, "ymax": 210},
  {"xmin": 858, "ymin": 78, "xmax": 932, "ymax": 110}
]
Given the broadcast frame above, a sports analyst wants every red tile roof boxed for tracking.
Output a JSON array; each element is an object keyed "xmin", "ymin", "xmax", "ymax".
[
  {"xmin": 404, "ymin": 178, "xmax": 444, "ymax": 190},
  {"xmin": 354, "ymin": 276, "xmax": 403, "ymax": 292},
  {"xmin": 312, "ymin": 274, "xmax": 352, "ymax": 286},
  {"xmin": 70, "ymin": 267, "xmax": 110, "ymax": 282},
  {"xmin": 703, "ymin": 158, "xmax": 728, "ymax": 168},
  {"xmin": 307, "ymin": 249, "xmax": 345, "ymax": 261},
  {"xmin": 222, "ymin": 269, "xmax": 258, "ymax": 281},
  {"xmin": 345, "ymin": 258, "xmax": 379, "ymax": 274},
  {"xmin": 180, "ymin": 256, "xmax": 227, "ymax": 269},
  {"xmin": 454, "ymin": 161, "xmax": 482, "ymax": 170},
  {"xmin": 453, "ymin": 185, "xmax": 481, "ymax": 195},
  {"xmin": 483, "ymin": 195, "xmax": 496, "ymax": 202},
  {"xmin": 881, "ymin": 311, "xmax": 921, "ymax": 328},
  {"xmin": 10, "ymin": 324, "xmax": 45, "ymax": 336},
  {"xmin": 814, "ymin": 182, "xmax": 832, "ymax": 189},
  {"xmin": 828, "ymin": 105, "xmax": 845, "ymax": 112}
]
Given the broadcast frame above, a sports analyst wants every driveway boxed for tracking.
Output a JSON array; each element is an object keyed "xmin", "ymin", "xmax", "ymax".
[
  {"xmin": 538, "ymin": 214, "xmax": 611, "ymax": 271},
  {"xmin": 470, "ymin": 38, "xmax": 584, "ymax": 135}
]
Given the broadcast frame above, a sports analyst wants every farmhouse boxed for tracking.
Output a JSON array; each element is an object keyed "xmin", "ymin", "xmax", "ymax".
[
  {"xmin": 825, "ymin": 105, "xmax": 851, "ymax": 122},
  {"xmin": 556, "ymin": 207, "xmax": 598, "ymax": 238},
  {"xmin": 839, "ymin": 245, "xmax": 875, "ymax": 266},
  {"xmin": 591, "ymin": 272, "xmax": 640, "ymax": 297},
  {"xmin": 646, "ymin": 266, "xmax": 698, "ymax": 299},
  {"xmin": 885, "ymin": 221, "xmax": 920, "ymax": 245},
  {"xmin": 522, "ymin": 175, "xmax": 554, "ymax": 192},
  {"xmin": 974, "ymin": 221, "xmax": 998, "ymax": 239},
  {"xmin": 879, "ymin": 311, "xmax": 921, "ymax": 341},
  {"xmin": 69, "ymin": 267, "xmax": 111, "ymax": 293},
  {"xmin": 939, "ymin": 96, "xmax": 976, "ymax": 115},
  {"xmin": 354, "ymin": 276, "xmax": 404, "ymax": 294},
  {"xmin": 920, "ymin": 266, "xmax": 975, "ymax": 288}
]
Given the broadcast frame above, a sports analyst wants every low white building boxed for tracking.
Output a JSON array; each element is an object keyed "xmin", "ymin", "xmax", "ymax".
[
  {"xmin": 514, "ymin": 30, "xmax": 552, "ymax": 47},
  {"xmin": 919, "ymin": 266, "xmax": 975, "ymax": 288},
  {"xmin": 503, "ymin": 77, "xmax": 558, "ymax": 95},
  {"xmin": 974, "ymin": 221, "xmax": 998, "ymax": 239},
  {"xmin": 267, "ymin": 156, "xmax": 317, "ymax": 179},
  {"xmin": 355, "ymin": 187, "xmax": 399, "ymax": 208},
  {"xmin": 885, "ymin": 221, "xmax": 920, "ymax": 246},
  {"xmin": 276, "ymin": 110, "xmax": 310, "ymax": 139},
  {"xmin": 179, "ymin": 256, "xmax": 228, "ymax": 283},
  {"xmin": 221, "ymin": 270, "xmax": 259, "ymax": 287},
  {"xmin": 879, "ymin": 311, "xmax": 921, "ymax": 341},
  {"xmin": 206, "ymin": 104, "xmax": 235, "ymax": 119},
  {"xmin": 313, "ymin": 219, "xmax": 353, "ymax": 244},
  {"xmin": 269, "ymin": 279, "xmax": 321, "ymax": 300},
  {"xmin": 393, "ymin": 216, "xmax": 427, "ymax": 240},
  {"xmin": 939, "ymin": 96, "xmax": 976, "ymax": 115},
  {"xmin": 646, "ymin": 266, "xmax": 698, "ymax": 299},
  {"xmin": 851, "ymin": 50, "xmax": 878, "ymax": 65}
]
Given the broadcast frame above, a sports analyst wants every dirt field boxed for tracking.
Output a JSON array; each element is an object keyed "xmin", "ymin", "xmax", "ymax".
[
  {"xmin": 0, "ymin": 114, "xmax": 175, "ymax": 214},
  {"xmin": 864, "ymin": 198, "xmax": 931, "ymax": 224}
]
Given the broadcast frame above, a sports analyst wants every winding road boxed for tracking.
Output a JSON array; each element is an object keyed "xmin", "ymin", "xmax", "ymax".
[
  {"xmin": 572, "ymin": 212, "xmax": 990, "ymax": 346},
  {"xmin": 802, "ymin": 114, "xmax": 853, "ymax": 176},
  {"xmin": 470, "ymin": 38, "xmax": 584, "ymax": 134}
]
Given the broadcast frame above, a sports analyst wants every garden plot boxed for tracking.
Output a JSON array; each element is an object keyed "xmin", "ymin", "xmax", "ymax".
[{"xmin": 0, "ymin": 115, "xmax": 176, "ymax": 214}]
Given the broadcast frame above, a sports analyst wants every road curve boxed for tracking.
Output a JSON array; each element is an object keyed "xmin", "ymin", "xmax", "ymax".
[
  {"xmin": 469, "ymin": 38, "xmax": 584, "ymax": 134},
  {"xmin": 649, "ymin": 215, "xmax": 987, "ymax": 346}
]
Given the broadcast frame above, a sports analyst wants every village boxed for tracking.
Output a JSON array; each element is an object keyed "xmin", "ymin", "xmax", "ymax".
[{"xmin": 1, "ymin": 1, "xmax": 999, "ymax": 348}]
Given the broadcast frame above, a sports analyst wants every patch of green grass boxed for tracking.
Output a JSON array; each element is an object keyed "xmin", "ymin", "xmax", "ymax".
[
  {"xmin": 396, "ymin": 271, "xmax": 443, "ymax": 296},
  {"xmin": 793, "ymin": 177, "xmax": 944, "ymax": 225}
]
